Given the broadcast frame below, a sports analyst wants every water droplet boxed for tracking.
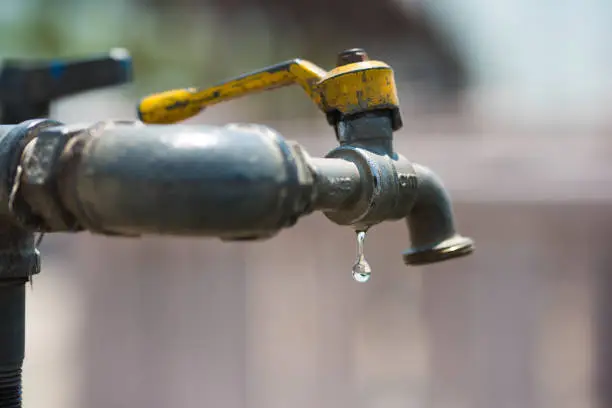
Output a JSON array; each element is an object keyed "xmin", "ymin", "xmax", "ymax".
[
  {"xmin": 351, "ymin": 230, "xmax": 372, "ymax": 283},
  {"xmin": 352, "ymin": 258, "xmax": 372, "ymax": 283}
]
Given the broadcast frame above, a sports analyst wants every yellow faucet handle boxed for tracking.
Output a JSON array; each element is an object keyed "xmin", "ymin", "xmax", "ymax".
[
  {"xmin": 137, "ymin": 59, "xmax": 327, "ymax": 124},
  {"xmin": 137, "ymin": 88, "xmax": 204, "ymax": 124},
  {"xmin": 136, "ymin": 48, "xmax": 402, "ymax": 129}
]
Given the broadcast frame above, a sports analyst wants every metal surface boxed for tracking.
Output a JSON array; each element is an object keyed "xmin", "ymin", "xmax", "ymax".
[
  {"xmin": 402, "ymin": 164, "xmax": 474, "ymax": 265},
  {"xmin": 336, "ymin": 48, "xmax": 369, "ymax": 66},
  {"xmin": 37, "ymin": 121, "xmax": 314, "ymax": 240},
  {"xmin": 309, "ymin": 157, "xmax": 361, "ymax": 211},
  {"xmin": 323, "ymin": 113, "xmax": 473, "ymax": 262}
]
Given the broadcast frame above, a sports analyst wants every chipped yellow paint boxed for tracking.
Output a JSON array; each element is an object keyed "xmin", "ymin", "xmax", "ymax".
[
  {"xmin": 137, "ymin": 57, "xmax": 399, "ymax": 124},
  {"xmin": 317, "ymin": 60, "xmax": 399, "ymax": 116}
]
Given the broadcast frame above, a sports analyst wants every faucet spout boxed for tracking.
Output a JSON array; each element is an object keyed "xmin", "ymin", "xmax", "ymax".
[{"xmin": 402, "ymin": 164, "xmax": 474, "ymax": 265}]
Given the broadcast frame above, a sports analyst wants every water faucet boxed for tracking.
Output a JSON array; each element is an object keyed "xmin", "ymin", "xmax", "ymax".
[{"xmin": 135, "ymin": 48, "xmax": 474, "ymax": 265}]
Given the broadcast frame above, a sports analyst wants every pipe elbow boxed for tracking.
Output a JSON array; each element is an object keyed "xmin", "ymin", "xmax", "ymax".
[{"xmin": 402, "ymin": 163, "xmax": 474, "ymax": 266}]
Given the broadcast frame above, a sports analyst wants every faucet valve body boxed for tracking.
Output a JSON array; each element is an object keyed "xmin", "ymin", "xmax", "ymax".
[
  {"xmin": 321, "ymin": 146, "xmax": 418, "ymax": 228},
  {"xmin": 309, "ymin": 119, "xmax": 474, "ymax": 265}
]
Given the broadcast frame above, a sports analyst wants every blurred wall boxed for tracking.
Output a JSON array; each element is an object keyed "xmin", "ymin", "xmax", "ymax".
[{"xmin": 5, "ymin": 0, "xmax": 612, "ymax": 407}]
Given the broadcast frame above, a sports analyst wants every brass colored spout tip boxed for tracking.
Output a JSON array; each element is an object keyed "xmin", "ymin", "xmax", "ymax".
[{"xmin": 403, "ymin": 235, "xmax": 474, "ymax": 266}]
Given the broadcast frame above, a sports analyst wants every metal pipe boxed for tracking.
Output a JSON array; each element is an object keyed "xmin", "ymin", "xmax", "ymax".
[
  {"xmin": 309, "ymin": 157, "xmax": 361, "ymax": 211},
  {"xmin": 52, "ymin": 122, "xmax": 314, "ymax": 241}
]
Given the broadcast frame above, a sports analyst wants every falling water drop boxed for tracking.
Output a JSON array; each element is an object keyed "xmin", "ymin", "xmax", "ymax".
[{"xmin": 351, "ymin": 230, "xmax": 372, "ymax": 283}]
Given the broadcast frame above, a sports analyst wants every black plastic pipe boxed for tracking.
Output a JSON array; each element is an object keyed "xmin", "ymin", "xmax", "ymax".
[
  {"xmin": 0, "ymin": 280, "xmax": 25, "ymax": 407},
  {"xmin": 0, "ymin": 120, "xmax": 55, "ymax": 408}
]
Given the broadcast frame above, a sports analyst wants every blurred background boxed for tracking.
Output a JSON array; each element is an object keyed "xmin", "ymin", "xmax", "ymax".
[{"xmin": 2, "ymin": 0, "xmax": 611, "ymax": 407}]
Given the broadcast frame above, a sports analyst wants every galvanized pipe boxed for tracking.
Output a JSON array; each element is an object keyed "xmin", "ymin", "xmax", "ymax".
[
  {"xmin": 52, "ymin": 122, "xmax": 314, "ymax": 240},
  {"xmin": 309, "ymin": 157, "xmax": 361, "ymax": 211}
]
